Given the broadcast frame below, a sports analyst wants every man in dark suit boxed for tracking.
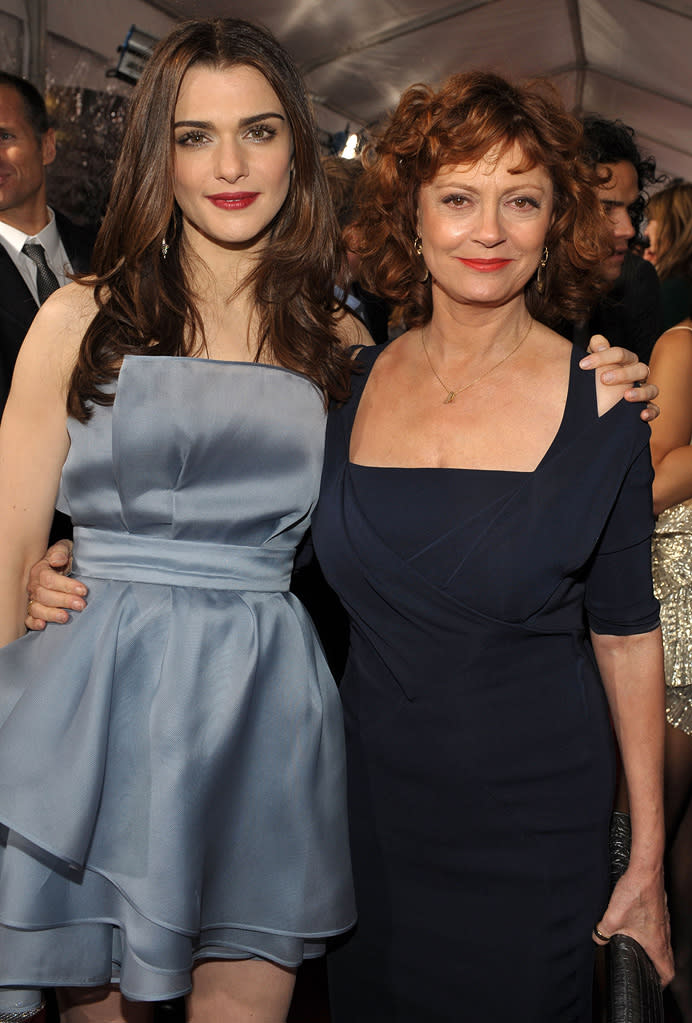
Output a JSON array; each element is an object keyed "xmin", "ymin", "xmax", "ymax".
[
  {"xmin": 559, "ymin": 117, "xmax": 663, "ymax": 363},
  {"xmin": 0, "ymin": 71, "xmax": 95, "ymax": 412},
  {"xmin": 0, "ymin": 71, "xmax": 96, "ymax": 542}
]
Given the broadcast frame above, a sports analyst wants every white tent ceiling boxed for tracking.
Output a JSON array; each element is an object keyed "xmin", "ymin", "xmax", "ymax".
[
  {"xmin": 132, "ymin": 0, "xmax": 692, "ymax": 182},
  {"xmin": 12, "ymin": 0, "xmax": 692, "ymax": 183}
]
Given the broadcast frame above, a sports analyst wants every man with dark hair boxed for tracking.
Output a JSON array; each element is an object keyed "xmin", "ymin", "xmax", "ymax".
[
  {"xmin": 0, "ymin": 71, "xmax": 96, "ymax": 539},
  {"xmin": 560, "ymin": 116, "xmax": 663, "ymax": 363}
]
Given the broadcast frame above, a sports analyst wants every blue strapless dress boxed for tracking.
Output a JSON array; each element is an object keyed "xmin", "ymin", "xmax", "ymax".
[{"xmin": 0, "ymin": 356, "xmax": 355, "ymax": 1002}]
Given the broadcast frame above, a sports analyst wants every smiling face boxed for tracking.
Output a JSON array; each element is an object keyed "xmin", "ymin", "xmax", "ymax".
[
  {"xmin": 0, "ymin": 84, "xmax": 55, "ymax": 232},
  {"xmin": 595, "ymin": 160, "xmax": 640, "ymax": 283},
  {"xmin": 172, "ymin": 64, "xmax": 294, "ymax": 256},
  {"xmin": 415, "ymin": 144, "xmax": 553, "ymax": 311}
]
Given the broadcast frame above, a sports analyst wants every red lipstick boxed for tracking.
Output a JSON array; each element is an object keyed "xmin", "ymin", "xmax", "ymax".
[
  {"xmin": 457, "ymin": 258, "xmax": 512, "ymax": 272},
  {"xmin": 207, "ymin": 192, "xmax": 259, "ymax": 210}
]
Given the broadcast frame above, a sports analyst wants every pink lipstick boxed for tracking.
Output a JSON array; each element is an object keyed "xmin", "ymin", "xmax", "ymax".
[{"xmin": 207, "ymin": 192, "xmax": 259, "ymax": 210}]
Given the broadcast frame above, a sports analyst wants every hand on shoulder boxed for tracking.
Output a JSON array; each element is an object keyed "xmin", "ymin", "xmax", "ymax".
[{"xmin": 582, "ymin": 334, "xmax": 648, "ymax": 418}]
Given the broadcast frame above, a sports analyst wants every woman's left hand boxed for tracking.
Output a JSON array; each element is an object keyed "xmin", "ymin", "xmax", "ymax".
[
  {"xmin": 579, "ymin": 335, "xmax": 659, "ymax": 421},
  {"xmin": 593, "ymin": 863, "xmax": 674, "ymax": 986}
]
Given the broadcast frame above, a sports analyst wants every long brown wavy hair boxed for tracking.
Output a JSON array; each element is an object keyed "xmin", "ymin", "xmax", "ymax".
[
  {"xmin": 68, "ymin": 18, "xmax": 351, "ymax": 421},
  {"xmin": 351, "ymin": 71, "xmax": 611, "ymax": 328},
  {"xmin": 646, "ymin": 182, "xmax": 692, "ymax": 283}
]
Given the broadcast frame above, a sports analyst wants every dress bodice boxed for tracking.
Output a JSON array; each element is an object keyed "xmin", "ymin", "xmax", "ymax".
[
  {"xmin": 58, "ymin": 356, "xmax": 326, "ymax": 552},
  {"xmin": 314, "ymin": 342, "xmax": 657, "ymax": 642}
]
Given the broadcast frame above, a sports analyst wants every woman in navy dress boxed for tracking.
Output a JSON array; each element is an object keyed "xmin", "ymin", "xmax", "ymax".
[{"xmin": 311, "ymin": 72, "xmax": 672, "ymax": 1021}]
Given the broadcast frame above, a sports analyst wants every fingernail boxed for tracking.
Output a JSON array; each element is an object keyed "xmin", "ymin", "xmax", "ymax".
[
  {"xmin": 71, "ymin": 600, "xmax": 84, "ymax": 611},
  {"xmin": 75, "ymin": 586, "xmax": 87, "ymax": 596},
  {"xmin": 579, "ymin": 357, "xmax": 594, "ymax": 369},
  {"xmin": 601, "ymin": 372, "xmax": 614, "ymax": 383},
  {"xmin": 58, "ymin": 611, "xmax": 69, "ymax": 623}
]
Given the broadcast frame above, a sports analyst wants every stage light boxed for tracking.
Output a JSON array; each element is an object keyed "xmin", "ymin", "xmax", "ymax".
[{"xmin": 107, "ymin": 25, "xmax": 158, "ymax": 85}]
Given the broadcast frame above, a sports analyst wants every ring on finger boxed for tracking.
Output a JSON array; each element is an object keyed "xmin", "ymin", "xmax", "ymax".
[
  {"xmin": 594, "ymin": 926, "xmax": 611, "ymax": 943},
  {"xmin": 26, "ymin": 598, "xmax": 34, "ymax": 615}
]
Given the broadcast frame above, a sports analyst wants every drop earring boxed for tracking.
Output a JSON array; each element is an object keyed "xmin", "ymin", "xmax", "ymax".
[
  {"xmin": 414, "ymin": 235, "xmax": 430, "ymax": 283},
  {"xmin": 536, "ymin": 246, "xmax": 549, "ymax": 294},
  {"xmin": 161, "ymin": 238, "xmax": 169, "ymax": 260}
]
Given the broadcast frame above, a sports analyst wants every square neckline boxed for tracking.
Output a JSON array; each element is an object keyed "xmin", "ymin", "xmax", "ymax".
[{"xmin": 348, "ymin": 342, "xmax": 586, "ymax": 476}]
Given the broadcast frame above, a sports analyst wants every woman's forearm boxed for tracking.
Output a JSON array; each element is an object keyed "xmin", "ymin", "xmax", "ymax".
[
  {"xmin": 591, "ymin": 629, "xmax": 666, "ymax": 867},
  {"xmin": 0, "ymin": 554, "xmax": 38, "ymax": 647}
]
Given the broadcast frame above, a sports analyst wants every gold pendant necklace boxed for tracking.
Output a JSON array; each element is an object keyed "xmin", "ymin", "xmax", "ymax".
[{"xmin": 421, "ymin": 317, "xmax": 533, "ymax": 404}]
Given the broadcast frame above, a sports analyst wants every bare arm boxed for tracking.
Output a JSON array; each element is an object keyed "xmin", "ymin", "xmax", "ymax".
[
  {"xmin": 647, "ymin": 325, "xmax": 692, "ymax": 515},
  {"xmin": 579, "ymin": 334, "xmax": 659, "ymax": 420},
  {"xmin": 0, "ymin": 288, "xmax": 86, "ymax": 645},
  {"xmin": 590, "ymin": 628, "xmax": 673, "ymax": 985}
]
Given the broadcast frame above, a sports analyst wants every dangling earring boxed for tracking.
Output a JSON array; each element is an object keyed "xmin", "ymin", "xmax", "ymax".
[
  {"xmin": 414, "ymin": 235, "xmax": 430, "ymax": 283},
  {"xmin": 161, "ymin": 238, "xmax": 169, "ymax": 260},
  {"xmin": 536, "ymin": 246, "xmax": 549, "ymax": 294}
]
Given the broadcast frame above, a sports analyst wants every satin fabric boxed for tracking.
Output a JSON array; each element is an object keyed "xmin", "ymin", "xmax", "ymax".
[{"xmin": 0, "ymin": 356, "xmax": 355, "ymax": 1002}]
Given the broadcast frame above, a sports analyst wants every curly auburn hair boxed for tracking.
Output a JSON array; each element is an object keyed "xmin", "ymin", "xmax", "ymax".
[
  {"xmin": 645, "ymin": 182, "xmax": 692, "ymax": 283},
  {"xmin": 351, "ymin": 71, "xmax": 611, "ymax": 328},
  {"xmin": 68, "ymin": 17, "xmax": 350, "ymax": 421}
]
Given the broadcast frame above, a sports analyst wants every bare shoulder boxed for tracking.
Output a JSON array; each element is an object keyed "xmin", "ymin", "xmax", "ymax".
[
  {"xmin": 17, "ymin": 281, "xmax": 99, "ymax": 378},
  {"xmin": 34, "ymin": 279, "xmax": 99, "ymax": 335},
  {"xmin": 334, "ymin": 310, "xmax": 376, "ymax": 351},
  {"xmin": 651, "ymin": 322, "xmax": 692, "ymax": 364},
  {"xmin": 533, "ymin": 322, "xmax": 572, "ymax": 362}
]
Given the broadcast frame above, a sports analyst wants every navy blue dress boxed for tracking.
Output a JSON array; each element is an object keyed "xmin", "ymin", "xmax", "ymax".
[{"xmin": 312, "ymin": 343, "xmax": 659, "ymax": 1023}]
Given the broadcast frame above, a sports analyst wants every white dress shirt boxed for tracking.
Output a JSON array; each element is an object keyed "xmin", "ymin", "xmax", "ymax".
[{"xmin": 0, "ymin": 208, "xmax": 73, "ymax": 305}]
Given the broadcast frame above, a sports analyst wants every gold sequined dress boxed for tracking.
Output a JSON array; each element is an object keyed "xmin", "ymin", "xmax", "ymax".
[
  {"xmin": 651, "ymin": 322, "xmax": 692, "ymax": 736},
  {"xmin": 653, "ymin": 497, "xmax": 692, "ymax": 735}
]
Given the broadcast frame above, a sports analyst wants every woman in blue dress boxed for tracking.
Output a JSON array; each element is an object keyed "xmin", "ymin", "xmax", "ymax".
[{"xmin": 0, "ymin": 17, "xmax": 364, "ymax": 1023}]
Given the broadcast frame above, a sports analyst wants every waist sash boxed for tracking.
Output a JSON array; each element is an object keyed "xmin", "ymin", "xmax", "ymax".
[{"xmin": 72, "ymin": 527, "xmax": 293, "ymax": 591}]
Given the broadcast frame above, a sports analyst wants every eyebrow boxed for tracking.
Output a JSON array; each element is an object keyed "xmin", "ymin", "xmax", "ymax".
[{"xmin": 173, "ymin": 112, "xmax": 285, "ymax": 129}]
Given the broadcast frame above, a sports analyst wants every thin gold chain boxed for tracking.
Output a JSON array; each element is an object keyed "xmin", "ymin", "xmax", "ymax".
[{"xmin": 421, "ymin": 317, "xmax": 533, "ymax": 404}]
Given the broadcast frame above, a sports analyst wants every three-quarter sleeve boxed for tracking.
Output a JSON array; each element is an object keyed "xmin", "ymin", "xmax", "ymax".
[{"xmin": 585, "ymin": 439, "xmax": 660, "ymax": 635}]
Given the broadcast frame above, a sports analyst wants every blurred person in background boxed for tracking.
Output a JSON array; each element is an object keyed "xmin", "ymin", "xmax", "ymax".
[
  {"xmin": 322, "ymin": 154, "xmax": 390, "ymax": 344},
  {"xmin": 644, "ymin": 182, "xmax": 692, "ymax": 331}
]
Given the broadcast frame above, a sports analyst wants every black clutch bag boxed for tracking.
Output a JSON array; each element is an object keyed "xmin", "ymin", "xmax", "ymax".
[{"xmin": 606, "ymin": 811, "xmax": 663, "ymax": 1023}]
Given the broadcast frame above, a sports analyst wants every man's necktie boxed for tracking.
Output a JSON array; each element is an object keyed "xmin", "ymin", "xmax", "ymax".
[{"xmin": 21, "ymin": 241, "xmax": 61, "ymax": 304}]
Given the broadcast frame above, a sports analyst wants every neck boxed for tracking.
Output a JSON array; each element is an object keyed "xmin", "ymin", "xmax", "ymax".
[
  {"xmin": 186, "ymin": 235, "xmax": 263, "ymax": 316},
  {"xmin": 0, "ymin": 194, "xmax": 50, "ymax": 236},
  {"xmin": 425, "ymin": 294, "xmax": 532, "ymax": 364},
  {"xmin": 184, "ymin": 240, "xmax": 260, "ymax": 361}
]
